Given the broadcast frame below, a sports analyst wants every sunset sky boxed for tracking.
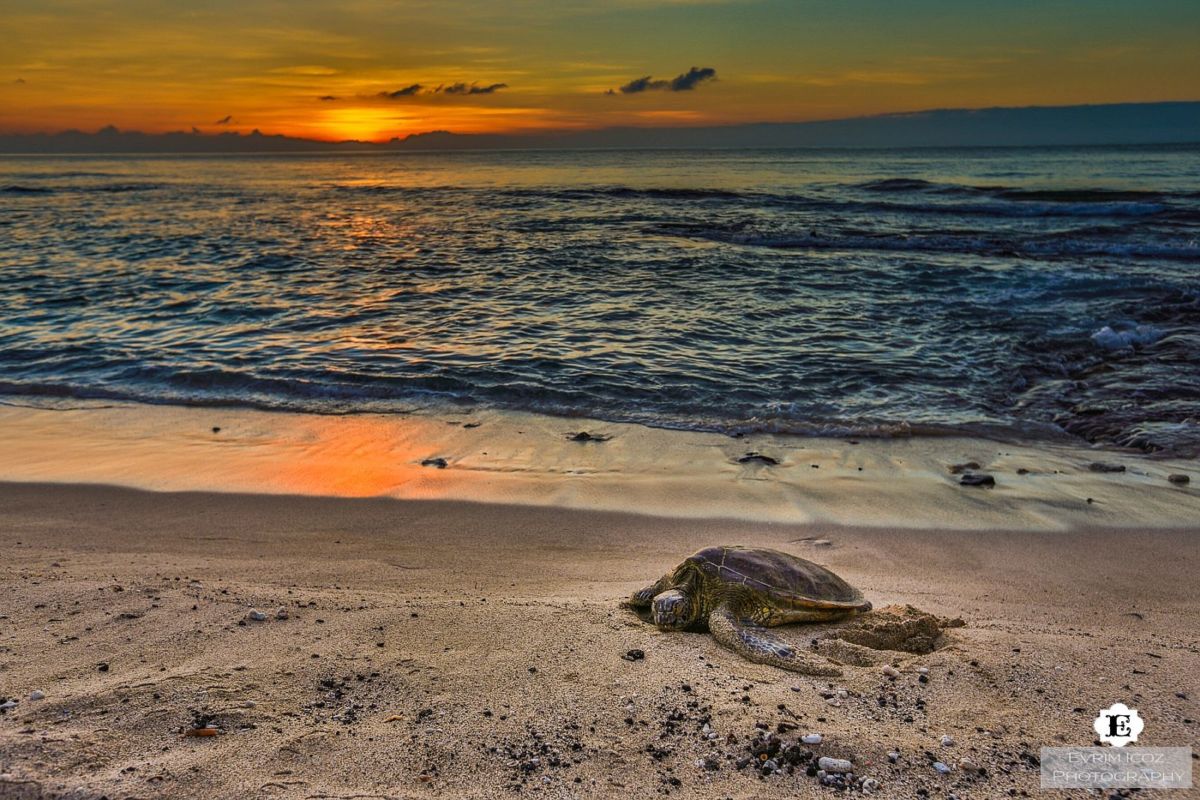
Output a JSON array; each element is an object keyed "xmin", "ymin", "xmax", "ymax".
[{"xmin": 3, "ymin": 0, "xmax": 1198, "ymax": 142}]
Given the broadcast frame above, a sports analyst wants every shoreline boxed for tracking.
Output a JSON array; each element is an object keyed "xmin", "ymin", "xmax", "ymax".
[
  {"xmin": 0, "ymin": 482, "xmax": 1196, "ymax": 798},
  {"xmin": 0, "ymin": 399, "xmax": 1195, "ymax": 531}
]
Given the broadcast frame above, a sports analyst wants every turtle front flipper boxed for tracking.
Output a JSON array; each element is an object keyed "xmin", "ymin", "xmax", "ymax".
[
  {"xmin": 708, "ymin": 604, "xmax": 842, "ymax": 676},
  {"xmin": 628, "ymin": 576, "xmax": 672, "ymax": 609}
]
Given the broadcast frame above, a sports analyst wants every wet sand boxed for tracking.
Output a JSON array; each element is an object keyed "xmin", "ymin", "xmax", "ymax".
[
  {"xmin": 1, "ymin": 402, "xmax": 1197, "ymax": 530},
  {"xmin": 0, "ymin": 482, "xmax": 1197, "ymax": 799}
]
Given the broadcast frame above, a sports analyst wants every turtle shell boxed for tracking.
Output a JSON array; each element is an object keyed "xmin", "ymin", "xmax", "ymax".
[{"xmin": 686, "ymin": 545, "xmax": 869, "ymax": 610}]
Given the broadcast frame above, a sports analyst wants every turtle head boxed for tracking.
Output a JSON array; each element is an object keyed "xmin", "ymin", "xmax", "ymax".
[{"xmin": 652, "ymin": 588, "xmax": 698, "ymax": 630}]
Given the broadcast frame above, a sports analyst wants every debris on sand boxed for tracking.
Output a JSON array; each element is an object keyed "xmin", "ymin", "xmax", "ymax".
[
  {"xmin": 183, "ymin": 710, "xmax": 221, "ymax": 737},
  {"xmin": 421, "ymin": 457, "xmax": 449, "ymax": 468},
  {"xmin": 1088, "ymin": 461, "xmax": 1126, "ymax": 473},
  {"xmin": 737, "ymin": 452, "xmax": 779, "ymax": 465},
  {"xmin": 184, "ymin": 726, "xmax": 221, "ymax": 737}
]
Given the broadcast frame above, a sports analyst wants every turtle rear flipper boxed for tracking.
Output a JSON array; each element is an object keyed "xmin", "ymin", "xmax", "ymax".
[{"xmin": 708, "ymin": 605, "xmax": 842, "ymax": 676}]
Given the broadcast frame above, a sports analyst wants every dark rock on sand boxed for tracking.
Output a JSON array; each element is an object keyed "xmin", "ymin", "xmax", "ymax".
[
  {"xmin": 622, "ymin": 649, "xmax": 645, "ymax": 661},
  {"xmin": 421, "ymin": 457, "xmax": 448, "ymax": 468},
  {"xmin": 949, "ymin": 462, "xmax": 981, "ymax": 474},
  {"xmin": 1088, "ymin": 462, "xmax": 1126, "ymax": 473},
  {"xmin": 568, "ymin": 431, "xmax": 611, "ymax": 442},
  {"xmin": 959, "ymin": 473, "xmax": 995, "ymax": 488},
  {"xmin": 738, "ymin": 452, "xmax": 779, "ymax": 465},
  {"xmin": 1168, "ymin": 473, "xmax": 1189, "ymax": 485}
]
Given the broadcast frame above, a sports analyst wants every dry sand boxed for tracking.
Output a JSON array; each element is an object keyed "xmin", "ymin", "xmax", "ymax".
[{"xmin": 1, "ymin": 481, "xmax": 1197, "ymax": 799}]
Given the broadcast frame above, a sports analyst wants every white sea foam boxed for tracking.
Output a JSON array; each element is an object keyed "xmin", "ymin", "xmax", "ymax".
[{"xmin": 1090, "ymin": 323, "xmax": 1164, "ymax": 351}]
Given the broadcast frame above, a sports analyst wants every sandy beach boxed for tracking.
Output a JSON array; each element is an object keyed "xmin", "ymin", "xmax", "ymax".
[{"xmin": 0, "ymin": 412, "xmax": 1197, "ymax": 798}]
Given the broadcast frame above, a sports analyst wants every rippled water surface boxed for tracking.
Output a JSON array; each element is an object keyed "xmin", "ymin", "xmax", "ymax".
[{"xmin": 2, "ymin": 147, "xmax": 1199, "ymax": 454}]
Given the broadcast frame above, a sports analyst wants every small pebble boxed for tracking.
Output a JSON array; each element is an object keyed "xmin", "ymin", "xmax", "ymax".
[
  {"xmin": 621, "ymin": 649, "xmax": 645, "ymax": 661},
  {"xmin": 0, "ymin": 700, "xmax": 18, "ymax": 711},
  {"xmin": 887, "ymin": 751, "xmax": 900, "ymax": 764},
  {"xmin": 933, "ymin": 761, "xmax": 952, "ymax": 774},
  {"xmin": 882, "ymin": 665, "xmax": 900, "ymax": 678},
  {"xmin": 818, "ymin": 757, "xmax": 853, "ymax": 773},
  {"xmin": 1088, "ymin": 461, "xmax": 1126, "ymax": 473},
  {"xmin": 274, "ymin": 607, "xmax": 289, "ymax": 620},
  {"xmin": 246, "ymin": 609, "xmax": 268, "ymax": 622},
  {"xmin": 421, "ymin": 457, "xmax": 448, "ymax": 468},
  {"xmin": 29, "ymin": 690, "xmax": 45, "ymax": 701},
  {"xmin": 801, "ymin": 733, "xmax": 823, "ymax": 745},
  {"xmin": 916, "ymin": 666, "xmax": 929, "ymax": 675},
  {"xmin": 862, "ymin": 777, "xmax": 881, "ymax": 792},
  {"xmin": 941, "ymin": 734, "xmax": 955, "ymax": 747},
  {"xmin": 1168, "ymin": 473, "xmax": 1190, "ymax": 485},
  {"xmin": 959, "ymin": 758, "xmax": 979, "ymax": 773}
]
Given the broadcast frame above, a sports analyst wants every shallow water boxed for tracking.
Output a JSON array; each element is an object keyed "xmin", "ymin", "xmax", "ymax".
[{"xmin": 1, "ymin": 146, "xmax": 1198, "ymax": 454}]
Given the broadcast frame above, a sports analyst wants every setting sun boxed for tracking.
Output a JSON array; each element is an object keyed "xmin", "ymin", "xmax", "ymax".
[{"xmin": 312, "ymin": 107, "xmax": 417, "ymax": 142}]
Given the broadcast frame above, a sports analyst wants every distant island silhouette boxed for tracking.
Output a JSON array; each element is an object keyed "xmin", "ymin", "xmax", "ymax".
[{"xmin": 2, "ymin": 102, "xmax": 1198, "ymax": 153}]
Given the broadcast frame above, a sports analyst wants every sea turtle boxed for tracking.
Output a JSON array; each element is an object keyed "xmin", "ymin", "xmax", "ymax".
[{"xmin": 629, "ymin": 545, "xmax": 871, "ymax": 675}]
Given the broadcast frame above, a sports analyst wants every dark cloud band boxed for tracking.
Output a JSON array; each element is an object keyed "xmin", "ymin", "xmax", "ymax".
[
  {"xmin": 318, "ymin": 82, "xmax": 509, "ymax": 102},
  {"xmin": 609, "ymin": 66, "xmax": 717, "ymax": 95}
]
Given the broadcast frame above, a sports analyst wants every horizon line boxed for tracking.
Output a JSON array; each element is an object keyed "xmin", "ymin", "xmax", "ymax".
[{"xmin": 4, "ymin": 99, "xmax": 1200, "ymax": 145}]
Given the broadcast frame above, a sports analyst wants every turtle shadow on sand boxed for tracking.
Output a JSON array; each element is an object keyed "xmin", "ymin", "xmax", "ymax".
[{"xmin": 627, "ymin": 545, "xmax": 963, "ymax": 677}]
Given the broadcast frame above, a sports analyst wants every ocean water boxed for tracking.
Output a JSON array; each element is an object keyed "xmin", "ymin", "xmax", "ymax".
[{"xmin": 2, "ymin": 146, "xmax": 1199, "ymax": 456}]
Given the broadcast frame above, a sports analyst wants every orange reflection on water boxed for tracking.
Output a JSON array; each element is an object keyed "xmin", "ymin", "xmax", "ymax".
[
  {"xmin": 247, "ymin": 413, "xmax": 454, "ymax": 499},
  {"xmin": 0, "ymin": 403, "xmax": 465, "ymax": 501}
]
